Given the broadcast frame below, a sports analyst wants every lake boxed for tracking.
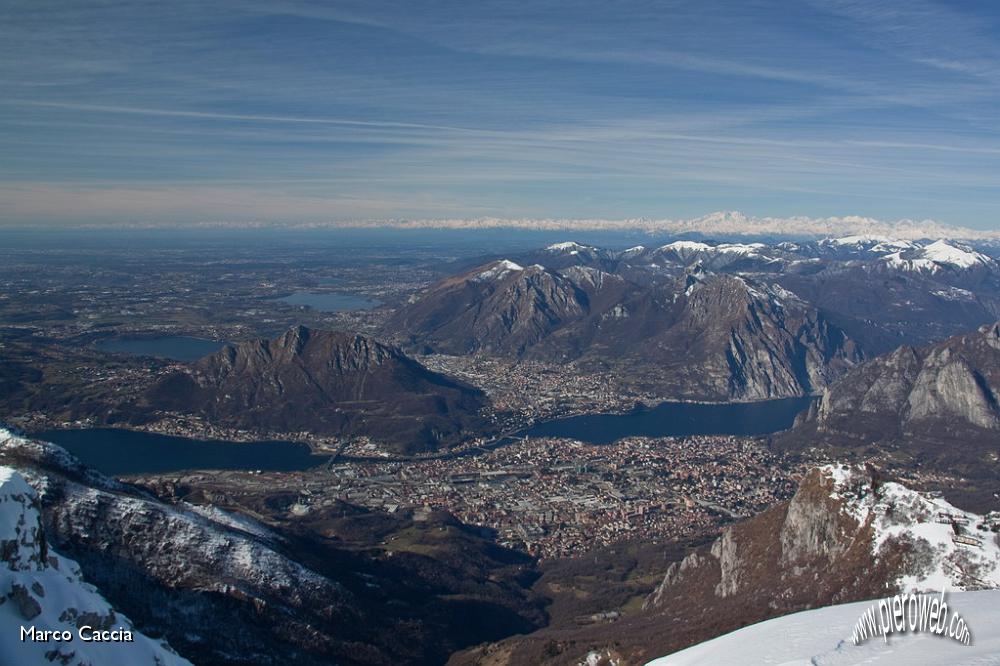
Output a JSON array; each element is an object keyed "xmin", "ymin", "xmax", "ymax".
[
  {"xmin": 96, "ymin": 336, "xmax": 226, "ymax": 362},
  {"xmin": 524, "ymin": 397, "xmax": 813, "ymax": 444},
  {"xmin": 33, "ymin": 398, "xmax": 812, "ymax": 474},
  {"xmin": 34, "ymin": 428, "xmax": 328, "ymax": 475},
  {"xmin": 278, "ymin": 291, "xmax": 380, "ymax": 312}
]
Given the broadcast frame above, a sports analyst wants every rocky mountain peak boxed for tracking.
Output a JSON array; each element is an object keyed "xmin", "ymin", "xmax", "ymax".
[{"xmin": 142, "ymin": 328, "xmax": 488, "ymax": 453}]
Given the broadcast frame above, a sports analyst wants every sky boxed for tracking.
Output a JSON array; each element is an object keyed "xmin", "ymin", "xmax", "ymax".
[{"xmin": 4, "ymin": 0, "xmax": 1000, "ymax": 228}]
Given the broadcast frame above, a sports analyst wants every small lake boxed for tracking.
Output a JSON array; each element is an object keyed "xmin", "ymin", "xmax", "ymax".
[
  {"xmin": 96, "ymin": 336, "xmax": 226, "ymax": 362},
  {"xmin": 34, "ymin": 429, "xmax": 328, "ymax": 476},
  {"xmin": 278, "ymin": 292, "xmax": 380, "ymax": 312},
  {"xmin": 524, "ymin": 397, "xmax": 813, "ymax": 444}
]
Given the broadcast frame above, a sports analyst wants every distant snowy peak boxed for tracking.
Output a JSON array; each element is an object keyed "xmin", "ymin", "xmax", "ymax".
[
  {"xmin": 524, "ymin": 241, "xmax": 613, "ymax": 270},
  {"xmin": 827, "ymin": 233, "xmax": 903, "ymax": 247},
  {"xmin": 922, "ymin": 239, "xmax": 992, "ymax": 268},
  {"xmin": 813, "ymin": 234, "xmax": 919, "ymax": 257},
  {"xmin": 880, "ymin": 239, "xmax": 994, "ymax": 274},
  {"xmin": 0, "ymin": 465, "xmax": 191, "ymax": 666},
  {"xmin": 476, "ymin": 259, "xmax": 524, "ymax": 280},
  {"xmin": 544, "ymin": 241, "xmax": 592, "ymax": 254},
  {"xmin": 655, "ymin": 240, "xmax": 766, "ymax": 256},
  {"xmin": 644, "ymin": 241, "xmax": 784, "ymax": 273},
  {"xmin": 651, "ymin": 241, "xmax": 711, "ymax": 261},
  {"xmin": 657, "ymin": 240, "xmax": 711, "ymax": 253}
]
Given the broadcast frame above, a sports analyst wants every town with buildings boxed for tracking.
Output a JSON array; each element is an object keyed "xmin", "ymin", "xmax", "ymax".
[{"xmin": 131, "ymin": 434, "xmax": 805, "ymax": 560}]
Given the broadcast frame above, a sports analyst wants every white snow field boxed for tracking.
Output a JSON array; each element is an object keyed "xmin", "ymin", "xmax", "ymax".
[{"xmin": 647, "ymin": 589, "xmax": 1000, "ymax": 665}]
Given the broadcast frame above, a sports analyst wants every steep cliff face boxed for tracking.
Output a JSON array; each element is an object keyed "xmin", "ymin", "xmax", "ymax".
[
  {"xmin": 0, "ymin": 464, "xmax": 191, "ymax": 666},
  {"xmin": 782, "ymin": 324, "xmax": 1000, "ymax": 492},
  {"xmin": 646, "ymin": 465, "xmax": 1000, "ymax": 615},
  {"xmin": 144, "ymin": 326, "xmax": 489, "ymax": 453},
  {"xmin": 655, "ymin": 274, "xmax": 861, "ymax": 400},
  {"xmin": 814, "ymin": 324, "xmax": 1000, "ymax": 434}
]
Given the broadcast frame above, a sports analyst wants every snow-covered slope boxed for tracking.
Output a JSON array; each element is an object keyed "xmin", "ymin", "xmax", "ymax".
[
  {"xmin": 825, "ymin": 464, "xmax": 1000, "ymax": 592},
  {"xmin": 647, "ymin": 589, "xmax": 1000, "ymax": 665},
  {"xmin": 879, "ymin": 239, "xmax": 995, "ymax": 274},
  {"xmin": 0, "ymin": 465, "xmax": 191, "ymax": 666},
  {"xmin": 644, "ymin": 240, "xmax": 783, "ymax": 271},
  {"xmin": 476, "ymin": 259, "xmax": 524, "ymax": 280}
]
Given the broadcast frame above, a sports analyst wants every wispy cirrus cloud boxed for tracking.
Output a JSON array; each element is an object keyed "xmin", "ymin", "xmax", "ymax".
[{"xmin": 4, "ymin": 1, "xmax": 1000, "ymax": 227}]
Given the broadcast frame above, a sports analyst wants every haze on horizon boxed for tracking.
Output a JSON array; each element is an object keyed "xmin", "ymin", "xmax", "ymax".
[{"xmin": 5, "ymin": 1, "xmax": 1000, "ymax": 230}]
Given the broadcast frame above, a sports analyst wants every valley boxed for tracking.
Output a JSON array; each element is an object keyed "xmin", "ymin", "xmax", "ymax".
[
  {"xmin": 3, "ymin": 229, "xmax": 1000, "ymax": 665},
  {"xmin": 11, "ymin": 3, "xmax": 1000, "ymax": 663}
]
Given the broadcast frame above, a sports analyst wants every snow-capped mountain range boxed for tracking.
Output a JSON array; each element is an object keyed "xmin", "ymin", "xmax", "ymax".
[
  {"xmin": 385, "ymin": 234, "xmax": 1000, "ymax": 402},
  {"xmin": 531, "ymin": 235, "xmax": 998, "ymax": 275},
  {"xmin": 386, "ymin": 248, "xmax": 862, "ymax": 401},
  {"xmin": 167, "ymin": 211, "xmax": 1000, "ymax": 241}
]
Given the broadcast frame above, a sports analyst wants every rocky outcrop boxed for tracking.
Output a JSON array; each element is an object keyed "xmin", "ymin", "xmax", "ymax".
[
  {"xmin": 646, "ymin": 464, "xmax": 1000, "ymax": 617},
  {"xmin": 0, "ymin": 462, "xmax": 191, "ymax": 666},
  {"xmin": 645, "ymin": 467, "xmax": 879, "ymax": 613},
  {"xmin": 143, "ymin": 326, "xmax": 489, "ymax": 453},
  {"xmin": 621, "ymin": 465, "xmax": 1000, "ymax": 664}
]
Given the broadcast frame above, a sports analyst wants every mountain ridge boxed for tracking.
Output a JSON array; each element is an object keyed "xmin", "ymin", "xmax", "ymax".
[
  {"xmin": 142, "ymin": 326, "xmax": 490, "ymax": 453},
  {"xmin": 388, "ymin": 257, "xmax": 863, "ymax": 401},
  {"xmin": 0, "ymin": 461, "xmax": 192, "ymax": 666}
]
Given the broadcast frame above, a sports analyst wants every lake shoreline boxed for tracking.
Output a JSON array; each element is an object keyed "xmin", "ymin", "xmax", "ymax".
[{"xmin": 29, "ymin": 395, "xmax": 815, "ymax": 475}]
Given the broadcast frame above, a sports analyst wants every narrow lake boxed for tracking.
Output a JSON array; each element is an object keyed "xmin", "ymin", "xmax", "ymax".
[
  {"xmin": 96, "ymin": 336, "xmax": 226, "ymax": 362},
  {"xmin": 33, "ymin": 397, "xmax": 812, "ymax": 475},
  {"xmin": 34, "ymin": 428, "xmax": 327, "ymax": 475},
  {"xmin": 278, "ymin": 292, "xmax": 380, "ymax": 311},
  {"xmin": 524, "ymin": 396, "xmax": 813, "ymax": 444}
]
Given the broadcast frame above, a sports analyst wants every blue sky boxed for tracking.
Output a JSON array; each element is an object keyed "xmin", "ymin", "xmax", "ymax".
[{"xmin": 4, "ymin": 0, "xmax": 1000, "ymax": 227}]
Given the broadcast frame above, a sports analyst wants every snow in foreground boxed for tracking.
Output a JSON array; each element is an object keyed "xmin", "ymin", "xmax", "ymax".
[
  {"xmin": 0, "ymin": 465, "xmax": 192, "ymax": 666},
  {"xmin": 647, "ymin": 589, "xmax": 1000, "ymax": 665}
]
